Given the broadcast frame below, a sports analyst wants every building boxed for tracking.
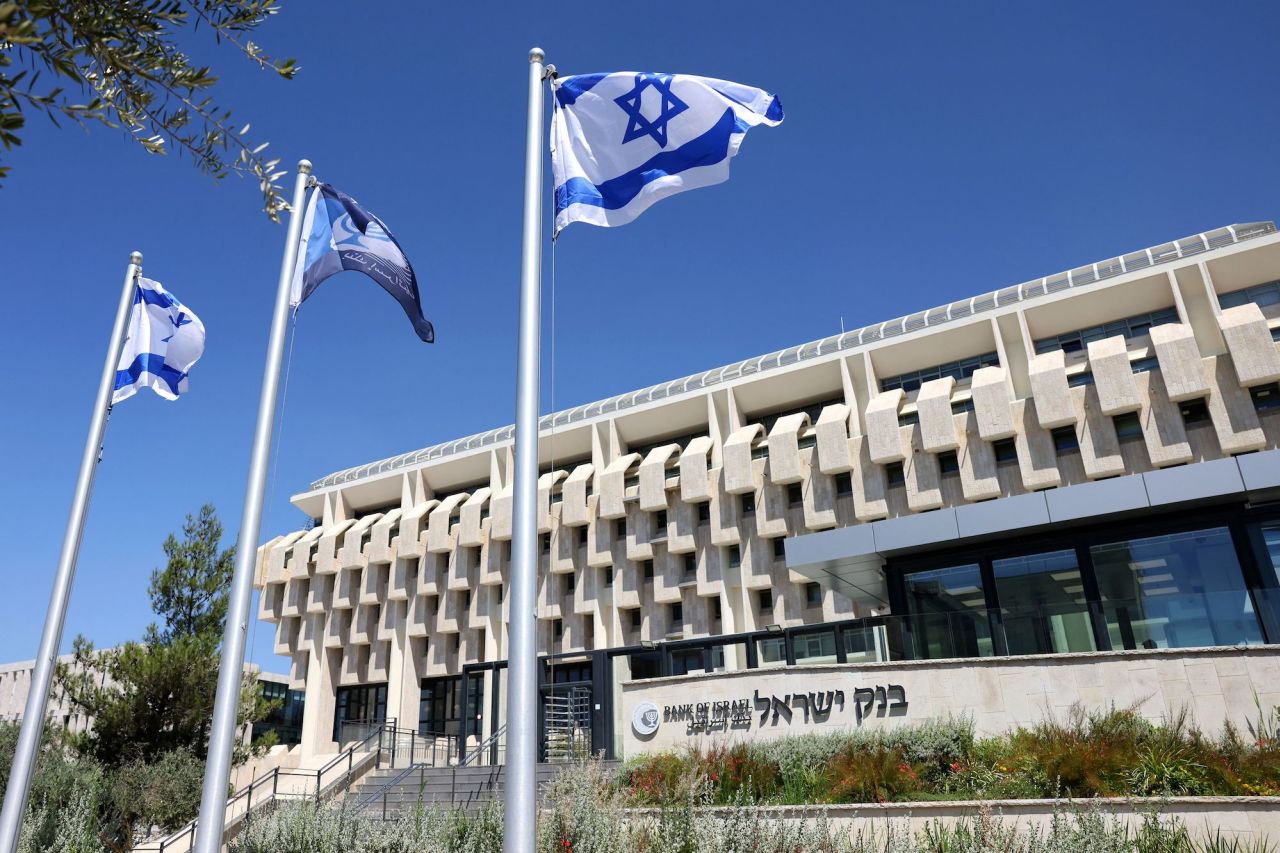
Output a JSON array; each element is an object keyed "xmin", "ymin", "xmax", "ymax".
[
  {"xmin": 0, "ymin": 650, "xmax": 301, "ymax": 747},
  {"xmin": 256, "ymin": 221, "xmax": 1280, "ymax": 762}
]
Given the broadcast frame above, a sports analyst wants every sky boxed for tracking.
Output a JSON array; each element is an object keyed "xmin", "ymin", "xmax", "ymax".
[{"xmin": 2, "ymin": 0, "xmax": 1279, "ymax": 670}]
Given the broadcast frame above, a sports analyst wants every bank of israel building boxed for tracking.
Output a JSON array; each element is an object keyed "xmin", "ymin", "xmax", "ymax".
[{"xmin": 256, "ymin": 221, "xmax": 1280, "ymax": 762}]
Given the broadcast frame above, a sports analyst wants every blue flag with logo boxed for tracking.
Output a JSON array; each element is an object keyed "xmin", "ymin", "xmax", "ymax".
[
  {"xmin": 550, "ymin": 72, "xmax": 782, "ymax": 234},
  {"xmin": 290, "ymin": 183, "xmax": 434, "ymax": 343}
]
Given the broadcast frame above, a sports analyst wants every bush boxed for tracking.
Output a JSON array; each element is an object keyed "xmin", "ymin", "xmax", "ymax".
[{"xmin": 617, "ymin": 705, "xmax": 1280, "ymax": 805}]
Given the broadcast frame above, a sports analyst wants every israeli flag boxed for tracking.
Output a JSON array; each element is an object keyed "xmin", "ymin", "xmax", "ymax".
[
  {"xmin": 113, "ymin": 278, "xmax": 206, "ymax": 404},
  {"xmin": 551, "ymin": 72, "xmax": 783, "ymax": 234},
  {"xmin": 290, "ymin": 183, "xmax": 434, "ymax": 343}
]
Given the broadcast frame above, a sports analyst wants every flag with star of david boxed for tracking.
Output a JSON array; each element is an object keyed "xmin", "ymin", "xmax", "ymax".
[
  {"xmin": 550, "ymin": 71, "xmax": 783, "ymax": 234},
  {"xmin": 289, "ymin": 183, "xmax": 434, "ymax": 343},
  {"xmin": 112, "ymin": 278, "xmax": 206, "ymax": 404}
]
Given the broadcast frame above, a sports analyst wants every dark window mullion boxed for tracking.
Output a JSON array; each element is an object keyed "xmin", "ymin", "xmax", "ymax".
[
  {"xmin": 979, "ymin": 558, "xmax": 1009, "ymax": 656},
  {"xmin": 1076, "ymin": 541, "xmax": 1113, "ymax": 652}
]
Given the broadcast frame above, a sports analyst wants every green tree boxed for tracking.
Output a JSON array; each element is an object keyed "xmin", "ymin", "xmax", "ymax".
[
  {"xmin": 0, "ymin": 1, "xmax": 298, "ymax": 219},
  {"xmin": 148, "ymin": 503, "xmax": 235, "ymax": 645},
  {"xmin": 55, "ymin": 505, "xmax": 277, "ymax": 850}
]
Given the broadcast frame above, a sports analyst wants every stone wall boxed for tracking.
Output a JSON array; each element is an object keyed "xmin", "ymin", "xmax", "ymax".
[{"xmin": 620, "ymin": 646, "xmax": 1280, "ymax": 757}]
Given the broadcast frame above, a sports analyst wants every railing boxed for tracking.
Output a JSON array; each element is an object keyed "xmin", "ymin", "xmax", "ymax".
[{"xmin": 137, "ymin": 723, "xmax": 391, "ymax": 853}]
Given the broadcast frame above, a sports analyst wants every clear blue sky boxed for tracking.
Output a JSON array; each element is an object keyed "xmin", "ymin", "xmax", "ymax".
[{"xmin": 3, "ymin": 0, "xmax": 1278, "ymax": 670}]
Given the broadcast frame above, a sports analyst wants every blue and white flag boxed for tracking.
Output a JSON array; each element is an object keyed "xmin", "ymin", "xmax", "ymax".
[
  {"xmin": 550, "ymin": 72, "xmax": 783, "ymax": 234},
  {"xmin": 112, "ymin": 278, "xmax": 206, "ymax": 404},
  {"xmin": 290, "ymin": 183, "xmax": 434, "ymax": 343}
]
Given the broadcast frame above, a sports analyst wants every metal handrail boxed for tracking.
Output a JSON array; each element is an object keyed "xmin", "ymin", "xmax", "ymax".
[
  {"xmin": 460, "ymin": 723, "xmax": 506, "ymax": 767},
  {"xmin": 354, "ymin": 762, "xmax": 424, "ymax": 812},
  {"xmin": 149, "ymin": 723, "xmax": 389, "ymax": 852}
]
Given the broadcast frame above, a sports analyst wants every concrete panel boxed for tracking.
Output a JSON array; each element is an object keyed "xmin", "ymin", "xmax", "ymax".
[
  {"xmin": 766, "ymin": 412, "xmax": 809, "ymax": 485},
  {"xmin": 1011, "ymin": 399, "xmax": 1062, "ymax": 491},
  {"xmin": 1073, "ymin": 385, "xmax": 1125, "ymax": 479},
  {"xmin": 1142, "ymin": 457, "xmax": 1245, "ymax": 506},
  {"xmin": 971, "ymin": 366, "xmax": 1016, "ymax": 441},
  {"xmin": 560, "ymin": 462, "xmax": 595, "ymax": 528},
  {"xmin": 954, "ymin": 491, "xmax": 1049, "ymax": 539},
  {"xmin": 723, "ymin": 424, "xmax": 764, "ymax": 494},
  {"xmin": 1135, "ymin": 370, "xmax": 1193, "ymax": 467},
  {"xmin": 865, "ymin": 389, "xmax": 907, "ymax": 464},
  {"xmin": 916, "ymin": 377, "xmax": 959, "ymax": 452},
  {"xmin": 678, "ymin": 436, "xmax": 715, "ymax": 503},
  {"xmin": 849, "ymin": 436, "xmax": 889, "ymax": 522},
  {"xmin": 1204, "ymin": 355, "xmax": 1266, "ymax": 455},
  {"xmin": 814, "ymin": 404, "xmax": 853, "ymax": 474},
  {"xmin": 1151, "ymin": 322, "xmax": 1211, "ymax": 402},
  {"xmin": 872, "ymin": 508, "xmax": 959, "ymax": 553},
  {"xmin": 640, "ymin": 444, "xmax": 679, "ymax": 511},
  {"xmin": 1028, "ymin": 350, "xmax": 1077, "ymax": 429},
  {"xmin": 1218, "ymin": 302, "xmax": 1280, "ymax": 386},
  {"xmin": 1087, "ymin": 335, "xmax": 1142, "ymax": 415},
  {"xmin": 1045, "ymin": 474, "xmax": 1150, "ymax": 523}
]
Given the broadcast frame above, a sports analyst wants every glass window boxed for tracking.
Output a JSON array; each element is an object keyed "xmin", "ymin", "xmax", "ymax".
[
  {"xmin": 670, "ymin": 647, "xmax": 705, "ymax": 676},
  {"xmin": 903, "ymin": 564, "xmax": 994, "ymax": 660},
  {"xmin": 756, "ymin": 636, "xmax": 786, "ymax": 668},
  {"xmin": 842, "ymin": 622, "xmax": 904, "ymax": 664},
  {"xmin": 992, "ymin": 550, "xmax": 1096, "ymax": 655},
  {"xmin": 793, "ymin": 630, "xmax": 837, "ymax": 664},
  {"xmin": 334, "ymin": 683, "xmax": 388, "ymax": 743},
  {"xmin": 1090, "ymin": 527, "xmax": 1263, "ymax": 650}
]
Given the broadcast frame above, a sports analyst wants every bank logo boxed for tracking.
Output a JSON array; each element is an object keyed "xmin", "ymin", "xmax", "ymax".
[{"xmin": 632, "ymin": 701, "xmax": 661, "ymax": 736}]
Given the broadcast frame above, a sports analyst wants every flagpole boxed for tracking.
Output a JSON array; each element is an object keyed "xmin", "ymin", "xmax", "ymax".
[
  {"xmin": 0, "ymin": 251, "xmax": 142, "ymax": 853},
  {"xmin": 192, "ymin": 159, "xmax": 312, "ymax": 853},
  {"xmin": 505, "ymin": 46, "xmax": 547, "ymax": 853}
]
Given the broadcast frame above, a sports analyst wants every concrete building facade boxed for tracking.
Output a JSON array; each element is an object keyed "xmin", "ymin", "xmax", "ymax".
[{"xmin": 256, "ymin": 221, "xmax": 1280, "ymax": 761}]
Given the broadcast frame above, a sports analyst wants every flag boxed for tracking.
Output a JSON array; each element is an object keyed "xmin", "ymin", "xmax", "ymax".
[
  {"xmin": 112, "ymin": 278, "xmax": 206, "ymax": 404},
  {"xmin": 290, "ymin": 183, "xmax": 434, "ymax": 343},
  {"xmin": 550, "ymin": 72, "xmax": 783, "ymax": 234}
]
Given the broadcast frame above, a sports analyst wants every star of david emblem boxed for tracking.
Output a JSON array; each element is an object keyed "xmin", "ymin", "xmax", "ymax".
[{"xmin": 614, "ymin": 73, "xmax": 688, "ymax": 147}]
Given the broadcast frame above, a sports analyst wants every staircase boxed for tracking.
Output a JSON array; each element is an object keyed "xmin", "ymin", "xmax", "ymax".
[{"xmin": 346, "ymin": 761, "xmax": 620, "ymax": 820}]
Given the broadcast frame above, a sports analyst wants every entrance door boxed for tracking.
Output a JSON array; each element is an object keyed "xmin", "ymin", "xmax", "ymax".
[{"xmin": 540, "ymin": 660, "xmax": 593, "ymax": 761}]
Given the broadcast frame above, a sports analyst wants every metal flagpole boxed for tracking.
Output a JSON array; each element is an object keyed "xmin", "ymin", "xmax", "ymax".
[
  {"xmin": 192, "ymin": 159, "xmax": 312, "ymax": 853},
  {"xmin": 505, "ymin": 46, "xmax": 547, "ymax": 853},
  {"xmin": 0, "ymin": 251, "xmax": 143, "ymax": 853}
]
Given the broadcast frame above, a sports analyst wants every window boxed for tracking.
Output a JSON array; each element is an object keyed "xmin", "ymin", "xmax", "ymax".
[
  {"xmin": 552, "ymin": 618, "xmax": 563, "ymax": 640},
  {"xmin": 698, "ymin": 502, "xmax": 710, "ymax": 524},
  {"xmin": 712, "ymin": 598, "xmax": 722, "ymax": 621},
  {"xmin": 1051, "ymin": 426, "xmax": 1080, "ymax": 454},
  {"xmin": 1090, "ymin": 527, "xmax": 1263, "ymax": 650},
  {"xmin": 805, "ymin": 582, "xmax": 822, "ymax": 606},
  {"xmin": 898, "ymin": 412, "xmax": 920, "ymax": 427},
  {"xmin": 642, "ymin": 560, "xmax": 654, "ymax": 580},
  {"xmin": 757, "ymin": 589, "xmax": 773, "ymax": 611},
  {"xmin": 463, "ymin": 589, "xmax": 472, "ymax": 608},
  {"xmin": 541, "ymin": 533, "xmax": 550, "ymax": 553},
  {"xmin": 655, "ymin": 510, "xmax": 668, "ymax": 531},
  {"xmin": 879, "ymin": 351, "xmax": 1001, "ymax": 393},
  {"xmin": 1251, "ymin": 383, "xmax": 1280, "ymax": 413},
  {"xmin": 1180, "ymin": 399, "xmax": 1211, "ymax": 426},
  {"xmin": 1067, "ymin": 371, "xmax": 1095, "ymax": 388},
  {"xmin": 604, "ymin": 567, "xmax": 613, "ymax": 587},
  {"xmin": 630, "ymin": 609, "xmax": 642, "ymax": 630},
  {"xmin": 418, "ymin": 674, "xmax": 483, "ymax": 740},
  {"xmin": 787, "ymin": 483, "xmax": 803, "ymax": 507},
  {"xmin": 772, "ymin": 538, "xmax": 786, "ymax": 560},
  {"xmin": 756, "ymin": 636, "xmax": 786, "ymax": 668},
  {"xmin": 740, "ymin": 494, "xmax": 756, "ymax": 515},
  {"xmin": 1114, "ymin": 412, "xmax": 1143, "ymax": 441},
  {"xmin": 951, "ymin": 399, "xmax": 976, "ymax": 415},
  {"xmin": 670, "ymin": 647, "xmax": 704, "ymax": 675},
  {"xmin": 835, "ymin": 473, "xmax": 853, "ymax": 496},
  {"xmin": 793, "ymin": 630, "xmax": 837, "ymax": 664},
  {"xmin": 498, "ymin": 584, "xmax": 504, "ymax": 602},
  {"xmin": 566, "ymin": 573, "xmax": 575, "ymax": 593},
  {"xmin": 1218, "ymin": 280, "xmax": 1280, "ymax": 311},
  {"xmin": 1131, "ymin": 356, "xmax": 1160, "ymax": 373},
  {"xmin": 992, "ymin": 550, "xmax": 1095, "ymax": 655},
  {"xmin": 903, "ymin": 564, "xmax": 994, "ymax": 660},
  {"xmin": 993, "ymin": 439, "xmax": 1018, "ymax": 465},
  {"xmin": 885, "ymin": 462, "xmax": 906, "ymax": 486},
  {"xmin": 1033, "ymin": 306, "xmax": 1179, "ymax": 355},
  {"xmin": 615, "ymin": 519, "xmax": 627, "ymax": 539},
  {"xmin": 334, "ymin": 683, "xmax": 388, "ymax": 742},
  {"xmin": 669, "ymin": 602, "xmax": 683, "ymax": 626},
  {"xmin": 683, "ymin": 554, "xmax": 697, "ymax": 581},
  {"xmin": 938, "ymin": 451, "xmax": 960, "ymax": 475},
  {"xmin": 728, "ymin": 545, "xmax": 742, "ymax": 568},
  {"xmin": 452, "ymin": 634, "xmax": 460, "ymax": 652},
  {"xmin": 578, "ymin": 527, "xmax": 589, "ymax": 548}
]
